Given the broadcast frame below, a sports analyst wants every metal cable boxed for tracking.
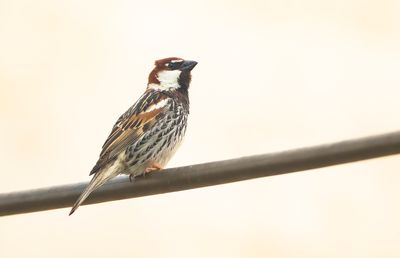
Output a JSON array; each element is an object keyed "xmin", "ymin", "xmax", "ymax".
[{"xmin": 1, "ymin": 131, "xmax": 400, "ymax": 216}]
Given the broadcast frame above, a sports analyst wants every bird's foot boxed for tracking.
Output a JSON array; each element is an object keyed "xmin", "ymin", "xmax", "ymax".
[
  {"xmin": 129, "ymin": 174, "xmax": 135, "ymax": 183},
  {"xmin": 130, "ymin": 163, "xmax": 163, "ymax": 181},
  {"xmin": 144, "ymin": 162, "xmax": 163, "ymax": 174}
]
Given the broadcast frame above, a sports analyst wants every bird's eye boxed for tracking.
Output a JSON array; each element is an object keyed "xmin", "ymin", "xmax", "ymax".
[{"xmin": 167, "ymin": 60, "xmax": 183, "ymax": 70}]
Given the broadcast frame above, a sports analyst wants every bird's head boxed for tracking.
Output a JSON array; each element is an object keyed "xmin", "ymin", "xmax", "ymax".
[{"xmin": 147, "ymin": 57, "xmax": 197, "ymax": 92}]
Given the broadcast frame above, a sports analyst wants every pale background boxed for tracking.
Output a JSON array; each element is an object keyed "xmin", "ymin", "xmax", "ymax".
[{"xmin": 1, "ymin": 0, "xmax": 400, "ymax": 257}]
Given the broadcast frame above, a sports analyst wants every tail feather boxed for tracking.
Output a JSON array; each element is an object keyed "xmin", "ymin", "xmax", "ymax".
[{"xmin": 69, "ymin": 172, "xmax": 113, "ymax": 215}]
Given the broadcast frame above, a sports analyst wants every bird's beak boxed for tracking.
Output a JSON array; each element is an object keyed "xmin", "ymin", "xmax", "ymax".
[{"xmin": 181, "ymin": 60, "xmax": 198, "ymax": 71}]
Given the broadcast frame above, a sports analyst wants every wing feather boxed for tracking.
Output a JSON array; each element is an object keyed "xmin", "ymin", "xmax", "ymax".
[{"xmin": 89, "ymin": 92, "xmax": 169, "ymax": 175}]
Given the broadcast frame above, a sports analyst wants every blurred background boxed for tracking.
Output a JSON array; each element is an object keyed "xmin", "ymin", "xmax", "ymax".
[{"xmin": 1, "ymin": 0, "xmax": 400, "ymax": 257}]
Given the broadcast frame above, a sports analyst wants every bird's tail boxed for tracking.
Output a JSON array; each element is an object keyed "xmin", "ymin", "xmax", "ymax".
[{"xmin": 69, "ymin": 171, "xmax": 115, "ymax": 216}]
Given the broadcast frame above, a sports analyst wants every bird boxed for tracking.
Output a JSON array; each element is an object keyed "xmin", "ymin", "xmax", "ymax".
[{"xmin": 69, "ymin": 57, "xmax": 197, "ymax": 215}]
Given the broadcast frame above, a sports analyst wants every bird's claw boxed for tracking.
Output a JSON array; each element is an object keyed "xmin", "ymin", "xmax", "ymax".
[
  {"xmin": 144, "ymin": 162, "xmax": 163, "ymax": 173},
  {"xmin": 129, "ymin": 174, "xmax": 135, "ymax": 183}
]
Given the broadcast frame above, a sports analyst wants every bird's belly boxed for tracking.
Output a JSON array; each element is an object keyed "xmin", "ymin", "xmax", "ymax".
[
  {"xmin": 123, "ymin": 125, "xmax": 187, "ymax": 177},
  {"xmin": 153, "ymin": 137, "xmax": 184, "ymax": 167}
]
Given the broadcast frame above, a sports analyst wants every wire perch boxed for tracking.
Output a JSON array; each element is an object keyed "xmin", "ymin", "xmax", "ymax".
[{"xmin": 1, "ymin": 130, "xmax": 400, "ymax": 216}]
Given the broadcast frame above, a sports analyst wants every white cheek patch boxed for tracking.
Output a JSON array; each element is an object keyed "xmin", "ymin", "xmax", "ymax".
[
  {"xmin": 145, "ymin": 98, "xmax": 169, "ymax": 113},
  {"xmin": 157, "ymin": 70, "xmax": 181, "ymax": 85},
  {"xmin": 148, "ymin": 70, "xmax": 181, "ymax": 91}
]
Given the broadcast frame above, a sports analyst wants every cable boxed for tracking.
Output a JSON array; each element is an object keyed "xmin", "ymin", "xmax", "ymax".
[{"xmin": 1, "ymin": 130, "xmax": 400, "ymax": 216}]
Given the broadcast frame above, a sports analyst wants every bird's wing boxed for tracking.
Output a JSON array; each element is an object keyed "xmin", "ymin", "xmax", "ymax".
[{"xmin": 89, "ymin": 91, "xmax": 169, "ymax": 175}]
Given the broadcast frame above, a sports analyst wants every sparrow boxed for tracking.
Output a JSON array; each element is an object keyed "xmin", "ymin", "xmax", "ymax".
[{"xmin": 69, "ymin": 57, "xmax": 197, "ymax": 215}]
